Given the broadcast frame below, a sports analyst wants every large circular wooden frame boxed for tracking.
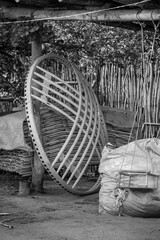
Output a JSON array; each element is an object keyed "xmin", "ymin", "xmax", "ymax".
[{"xmin": 25, "ymin": 53, "xmax": 108, "ymax": 195}]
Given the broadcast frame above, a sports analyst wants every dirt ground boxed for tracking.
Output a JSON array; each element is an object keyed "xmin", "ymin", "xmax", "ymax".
[{"xmin": 0, "ymin": 174, "xmax": 160, "ymax": 240}]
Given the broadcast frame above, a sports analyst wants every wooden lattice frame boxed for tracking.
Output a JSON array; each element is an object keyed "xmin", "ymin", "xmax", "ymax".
[{"xmin": 25, "ymin": 53, "xmax": 108, "ymax": 195}]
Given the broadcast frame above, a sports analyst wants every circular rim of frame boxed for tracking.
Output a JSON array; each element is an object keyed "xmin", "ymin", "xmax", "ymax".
[{"xmin": 25, "ymin": 53, "xmax": 108, "ymax": 195}]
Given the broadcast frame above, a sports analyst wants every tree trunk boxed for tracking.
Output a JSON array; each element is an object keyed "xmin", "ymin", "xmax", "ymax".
[{"xmin": 31, "ymin": 30, "xmax": 45, "ymax": 193}]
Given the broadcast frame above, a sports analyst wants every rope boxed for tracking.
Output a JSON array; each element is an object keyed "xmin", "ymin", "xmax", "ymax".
[
  {"xmin": 119, "ymin": 99, "xmax": 142, "ymax": 174},
  {"xmin": 115, "ymin": 188, "xmax": 128, "ymax": 216},
  {"xmin": 150, "ymin": 14, "xmax": 160, "ymax": 60}
]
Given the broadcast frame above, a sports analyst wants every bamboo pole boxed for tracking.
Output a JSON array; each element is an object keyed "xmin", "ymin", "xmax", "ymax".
[{"xmin": 2, "ymin": 8, "xmax": 160, "ymax": 22}]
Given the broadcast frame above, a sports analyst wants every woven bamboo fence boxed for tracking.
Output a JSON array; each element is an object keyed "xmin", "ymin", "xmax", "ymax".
[
  {"xmin": 82, "ymin": 59, "xmax": 160, "ymax": 115},
  {"xmin": 81, "ymin": 58, "xmax": 160, "ymax": 144},
  {"xmin": 99, "ymin": 61, "xmax": 160, "ymax": 117}
]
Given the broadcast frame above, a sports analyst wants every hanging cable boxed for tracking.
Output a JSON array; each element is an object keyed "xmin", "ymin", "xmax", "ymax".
[
  {"xmin": 143, "ymin": 13, "xmax": 160, "ymax": 138},
  {"xmin": 150, "ymin": 11, "xmax": 160, "ymax": 60},
  {"xmin": 119, "ymin": 13, "xmax": 150, "ymax": 178},
  {"xmin": 136, "ymin": 12, "xmax": 151, "ymax": 136}
]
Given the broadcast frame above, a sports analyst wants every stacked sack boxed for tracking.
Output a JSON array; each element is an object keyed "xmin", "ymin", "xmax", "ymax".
[{"xmin": 99, "ymin": 139, "xmax": 160, "ymax": 217}]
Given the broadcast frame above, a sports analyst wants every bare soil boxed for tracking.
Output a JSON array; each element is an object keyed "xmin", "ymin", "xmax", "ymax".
[{"xmin": 0, "ymin": 173, "xmax": 160, "ymax": 240}]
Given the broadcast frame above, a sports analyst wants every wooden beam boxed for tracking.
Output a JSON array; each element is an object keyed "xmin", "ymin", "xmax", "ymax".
[
  {"xmin": 33, "ymin": 9, "xmax": 160, "ymax": 22},
  {"xmin": 0, "ymin": 7, "xmax": 160, "ymax": 22}
]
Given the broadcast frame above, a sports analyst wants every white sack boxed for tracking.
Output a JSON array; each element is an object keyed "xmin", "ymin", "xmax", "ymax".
[
  {"xmin": 0, "ymin": 110, "xmax": 32, "ymax": 151},
  {"xmin": 99, "ymin": 138, "xmax": 160, "ymax": 174},
  {"xmin": 99, "ymin": 138, "xmax": 160, "ymax": 217}
]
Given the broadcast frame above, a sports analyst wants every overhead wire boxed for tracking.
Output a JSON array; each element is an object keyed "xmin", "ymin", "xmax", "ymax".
[{"xmin": 150, "ymin": 12, "xmax": 160, "ymax": 59}]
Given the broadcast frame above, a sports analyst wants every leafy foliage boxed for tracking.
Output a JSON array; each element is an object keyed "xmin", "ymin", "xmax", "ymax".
[{"xmin": 0, "ymin": 20, "xmax": 159, "ymax": 101}]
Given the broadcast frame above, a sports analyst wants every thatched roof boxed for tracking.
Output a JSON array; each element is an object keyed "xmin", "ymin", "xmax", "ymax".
[{"xmin": 0, "ymin": 0, "xmax": 160, "ymax": 30}]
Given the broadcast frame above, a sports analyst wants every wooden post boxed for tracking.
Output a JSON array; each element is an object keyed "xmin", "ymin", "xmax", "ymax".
[
  {"xmin": 19, "ymin": 178, "xmax": 31, "ymax": 196},
  {"xmin": 30, "ymin": 29, "xmax": 45, "ymax": 193}
]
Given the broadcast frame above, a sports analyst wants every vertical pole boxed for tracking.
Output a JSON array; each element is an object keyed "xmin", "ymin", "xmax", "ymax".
[{"xmin": 31, "ymin": 29, "xmax": 45, "ymax": 193}]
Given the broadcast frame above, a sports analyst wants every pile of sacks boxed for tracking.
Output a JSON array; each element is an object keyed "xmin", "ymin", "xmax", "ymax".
[{"xmin": 99, "ymin": 138, "xmax": 160, "ymax": 217}]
